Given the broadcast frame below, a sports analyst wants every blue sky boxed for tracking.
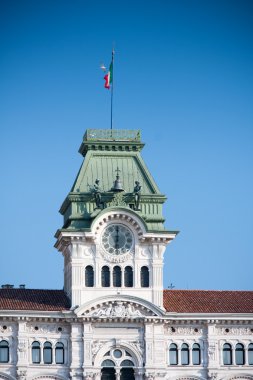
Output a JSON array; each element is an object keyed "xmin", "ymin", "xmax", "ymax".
[{"xmin": 1, "ymin": 0, "xmax": 252, "ymax": 290}]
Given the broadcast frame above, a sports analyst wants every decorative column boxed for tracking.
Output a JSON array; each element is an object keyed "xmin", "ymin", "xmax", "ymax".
[
  {"xmin": 115, "ymin": 367, "xmax": 121, "ymax": 380},
  {"xmin": 151, "ymin": 243, "xmax": 166, "ymax": 308}
]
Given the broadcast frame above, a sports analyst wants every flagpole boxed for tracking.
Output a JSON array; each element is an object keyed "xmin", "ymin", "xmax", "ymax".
[{"xmin": 111, "ymin": 49, "xmax": 114, "ymax": 130}]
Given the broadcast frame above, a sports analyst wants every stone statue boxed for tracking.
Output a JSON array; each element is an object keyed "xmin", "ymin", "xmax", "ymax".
[
  {"xmin": 92, "ymin": 179, "xmax": 102, "ymax": 208},
  {"xmin": 133, "ymin": 181, "xmax": 142, "ymax": 210}
]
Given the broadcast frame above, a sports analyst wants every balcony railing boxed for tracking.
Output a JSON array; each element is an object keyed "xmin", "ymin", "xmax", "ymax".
[{"xmin": 84, "ymin": 129, "xmax": 141, "ymax": 142}]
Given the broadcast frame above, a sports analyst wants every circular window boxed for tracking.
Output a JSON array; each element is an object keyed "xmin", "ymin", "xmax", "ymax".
[{"xmin": 113, "ymin": 349, "xmax": 122, "ymax": 358}]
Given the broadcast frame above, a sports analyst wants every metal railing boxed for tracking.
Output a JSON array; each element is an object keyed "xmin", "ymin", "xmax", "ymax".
[{"xmin": 84, "ymin": 129, "xmax": 141, "ymax": 142}]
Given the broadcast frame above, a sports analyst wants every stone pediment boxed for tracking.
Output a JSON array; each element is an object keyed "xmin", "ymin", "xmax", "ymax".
[
  {"xmin": 84, "ymin": 300, "xmax": 154, "ymax": 319},
  {"xmin": 75, "ymin": 295, "xmax": 165, "ymax": 318}
]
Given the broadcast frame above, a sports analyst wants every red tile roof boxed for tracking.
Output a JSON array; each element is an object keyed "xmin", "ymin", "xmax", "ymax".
[
  {"xmin": 0, "ymin": 289, "xmax": 253, "ymax": 314},
  {"xmin": 163, "ymin": 290, "xmax": 253, "ymax": 313},
  {"xmin": 0, "ymin": 289, "xmax": 70, "ymax": 311}
]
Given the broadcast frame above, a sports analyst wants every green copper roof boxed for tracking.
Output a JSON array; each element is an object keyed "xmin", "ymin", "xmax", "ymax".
[
  {"xmin": 57, "ymin": 129, "xmax": 172, "ymax": 233},
  {"xmin": 71, "ymin": 151, "xmax": 159, "ymax": 194}
]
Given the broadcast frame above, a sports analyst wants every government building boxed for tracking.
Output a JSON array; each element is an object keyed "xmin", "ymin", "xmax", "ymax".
[{"xmin": 0, "ymin": 129, "xmax": 252, "ymax": 380}]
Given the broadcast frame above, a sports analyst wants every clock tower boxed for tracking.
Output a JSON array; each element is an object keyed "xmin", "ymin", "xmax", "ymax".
[{"xmin": 55, "ymin": 129, "xmax": 177, "ymax": 310}]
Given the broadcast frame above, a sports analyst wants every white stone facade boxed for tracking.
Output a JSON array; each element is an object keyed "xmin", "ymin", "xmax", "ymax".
[
  {"xmin": 0, "ymin": 315, "xmax": 253, "ymax": 379},
  {"xmin": 0, "ymin": 207, "xmax": 252, "ymax": 379}
]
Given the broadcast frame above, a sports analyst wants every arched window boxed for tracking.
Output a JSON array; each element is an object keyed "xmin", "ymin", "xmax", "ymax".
[
  {"xmin": 223, "ymin": 343, "xmax": 232, "ymax": 365},
  {"xmin": 102, "ymin": 266, "xmax": 110, "ymax": 287},
  {"xmin": 0, "ymin": 340, "xmax": 9, "ymax": 363},
  {"xmin": 32, "ymin": 341, "xmax": 40, "ymax": 364},
  {"xmin": 181, "ymin": 343, "xmax": 189, "ymax": 365},
  {"xmin": 43, "ymin": 342, "xmax": 52, "ymax": 364},
  {"xmin": 169, "ymin": 343, "xmax": 178, "ymax": 365},
  {"xmin": 113, "ymin": 266, "xmax": 122, "ymax": 287},
  {"xmin": 124, "ymin": 266, "xmax": 133, "ymax": 287},
  {"xmin": 192, "ymin": 343, "xmax": 201, "ymax": 365},
  {"xmin": 85, "ymin": 265, "xmax": 94, "ymax": 287},
  {"xmin": 248, "ymin": 343, "xmax": 253, "ymax": 365},
  {"xmin": 121, "ymin": 359, "xmax": 134, "ymax": 367},
  {"xmin": 55, "ymin": 342, "xmax": 64, "ymax": 364},
  {"xmin": 141, "ymin": 266, "xmax": 149, "ymax": 287},
  {"xmin": 101, "ymin": 359, "xmax": 115, "ymax": 367},
  {"xmin": 235, "ymin": 343, "xmax": 245, "ymax": 365}
]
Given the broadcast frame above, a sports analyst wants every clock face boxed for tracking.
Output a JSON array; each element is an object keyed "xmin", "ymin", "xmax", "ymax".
[{"xmin": 102, "ymin": 224, "xmax": 134, "ymax": 255}]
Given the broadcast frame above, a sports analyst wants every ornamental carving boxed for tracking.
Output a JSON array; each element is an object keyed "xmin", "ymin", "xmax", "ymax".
[
  {"xmin": 100, "ymin": 248, "xmax": 133, "ymax": 263},
  {"xmin": 91, "ymin": 341, "xmax": 103, "ymax": 358},
  {"xmin": 145, "ymin": 374, "xmax": 165, "ymax": 380},
  {"xmin": 145, "ymin": 375, "xmax": 154, "ymax": 380},
  {"xmin": 25, "ymin": 324, "xmax": 65, "ymax": 333},
  {"xmin": 208, "ymin": 342, "xmax": 216, "ymax": 361},
  {"xmin": 208, "ymin": 373, "xmax": 218, "ymax": 380},
  {"xmin": 17, "ymin": 370, "xmax": 27, "ymax": 380},
  {"xmin": 168, "ymin": 326, "xmax": 203, "ymax": 335},
  {"xmin": 0, "ymin": 325, "xmax": 12, "ymax": 333},
  {"xmin": 86, "ymin": 301, "xmax": 153, "ymax": 318},
  {"xmin": 18, "ymin": 340, "xmax": 27, "ymax": 352},
  {"xmin": 139, "ymin": 246, "xmax": 151, "ymax": 258},
  {"xmin": 129, "ymin": 341, "xmax": 144, "ymax": 355},
  {"xmin": 84, "ymin": 375, "xmax": 93, "ymax": 380},
  {"xmin": 108, "ymin": 193, "xmax": 128, "ymax": 207},
  {"xmin": 218, "ymin": 327, "xmax": 253, "ymax": 335}
]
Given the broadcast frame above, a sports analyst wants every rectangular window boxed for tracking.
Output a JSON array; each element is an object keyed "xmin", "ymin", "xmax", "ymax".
[
  {"xmin": 169, "ymin": 351, "xmax": 178, "ymax": 365},
  {"xmin": 55, "ymin": 349, "xmax": 64, "ymax": 364},
  {"xmin": 223, "ymin": 350, "xmax": 232, "ymax": 365},
  {"xmin": 0, "ymin": 348, "xmax": 9, "ymax": 363}
]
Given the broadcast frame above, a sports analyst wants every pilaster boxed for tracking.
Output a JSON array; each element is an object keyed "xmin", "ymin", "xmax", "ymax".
[
  {"xmin": 16, "ymin": 320, "xmax": 29, "ymax": 380},
  {"xmin": 207, "ymin": 321, "xmax": 219, "ymax": 370},
  {"xmin": 69, "ymin": 322, "xmax": 83, "ymax": 379}
]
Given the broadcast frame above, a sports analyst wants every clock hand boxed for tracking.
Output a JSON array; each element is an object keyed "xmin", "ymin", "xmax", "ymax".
[{"xmin": 115, "ymin": 226, "xmax": 119, "ymax": 253}]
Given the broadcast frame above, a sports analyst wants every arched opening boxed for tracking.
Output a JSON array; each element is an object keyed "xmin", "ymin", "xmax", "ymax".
[
  {"xmin": 55, "ymin": 342, "xmax": 64, "ymax": 364},
  {"xmin": 85, "ymin": 265, "xmax": 94, "ymax": 287},
  {"xmin": 124, "ymin": 266, "xmax": 133, "ymax": 287},
  {"xmin": 101, "ymin": 360, "xmax": 116, "ymax": 380},
  {"xmin": 169, "ymin": 343, "xmax": 178, "ymax": 365},
  {"xmin": 113, "ymin": 266, "xmax": 122, "ymax": 287},
  {"xmin": 235, "ymin": 343, "xmax": 245, "ymax": 365},
  {"xmin": 120, "ymin": 359, "xmax": 134, "ymax": 380},
  {"xmin": 32, "ymin": 341, "xmax": 40, "ymax": 364},
  {"xmin": 192, "ymin": 343, "xmax": 201, "ymax": 365},
  {"xmin": 99, "ymin": 348, "xmax": 137, "ymax": 380},
  {"xmin": 181, "ymin": 343, "xmax": 189, "ymax": 365},
  {"xmin": 120, "ymin": 368, "xmax": 134, "ymax": 380},
  {"xmin": 140, "ymin": 266, "xmax": 149, "ymax": 287},
  {"xmin": 223, "ymin": 343, "xmax": 232, "ymax": 365},
  {"xmin": 0, "ymin": 340, "xmax": 9, "ymax": 363},
  {"xmin": 43, "ymin": 341, "xmax": 52, "ymax": 364},
  {"xmin": 248, "ymin": 343, "xmax": 253, "ymax": 365},
  {"xmin": 102, "ymin": 266, "xmax": 110, "ymax": 287}
]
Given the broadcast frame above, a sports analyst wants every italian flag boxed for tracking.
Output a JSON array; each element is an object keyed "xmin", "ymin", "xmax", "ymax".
[{"xmin": 104, "ymin": 61, "xmax": 113, "ymax": 89}]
